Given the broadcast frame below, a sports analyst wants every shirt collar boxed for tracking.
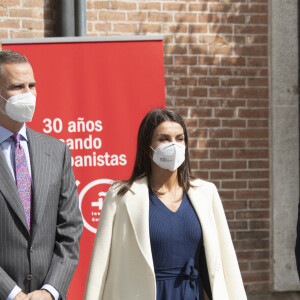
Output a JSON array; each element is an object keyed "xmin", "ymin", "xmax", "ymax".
[{"xmin": 0, "ymin": 124, "xmax": 28, "ymax": 144}]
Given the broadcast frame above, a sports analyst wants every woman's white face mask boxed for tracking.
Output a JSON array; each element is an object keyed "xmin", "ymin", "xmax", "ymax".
[
  {"xmin": 151, "ymin": 142, "xmax": 186, "ymax": 172},
  {"xmin": 0, "ymin": 92, "xmax": 36, "ymax": 122}
]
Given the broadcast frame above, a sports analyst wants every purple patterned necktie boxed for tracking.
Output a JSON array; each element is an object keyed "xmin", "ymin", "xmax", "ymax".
[{"xmin": 12, "ymin": 133, "xmax": 31, "ymax": 230}]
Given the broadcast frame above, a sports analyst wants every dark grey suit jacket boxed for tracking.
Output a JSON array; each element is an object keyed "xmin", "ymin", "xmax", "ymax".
[{"xmin": 0, "ymin": 127, "xmax": 83, "ymax": 299}]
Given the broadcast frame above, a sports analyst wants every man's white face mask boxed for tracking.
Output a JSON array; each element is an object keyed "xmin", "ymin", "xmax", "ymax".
[
  {"xmin": 0, "ymin": 92, "xmax": 36, "ymax": 122},
  {"xmin": 151, "ymin": 142, "xmax": 186, "ymax": 172}
]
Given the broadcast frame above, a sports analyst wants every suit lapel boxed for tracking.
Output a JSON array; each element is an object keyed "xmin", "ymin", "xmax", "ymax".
[
  {"xmin": 124, "ymin": 177, "xmax": 154, "ymax": 273},
  {"xmin": 27, "ymin": 128, "xmax": 52, "ymax": 237},
  {"xmin": 0, "ymin": 147, "xmax": 29, "ymax": 231}
]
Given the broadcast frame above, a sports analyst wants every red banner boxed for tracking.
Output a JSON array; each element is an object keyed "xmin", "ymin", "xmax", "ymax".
[{"xmin": 2, "ymin": 38, "xmax": 165, "ymax": 299}]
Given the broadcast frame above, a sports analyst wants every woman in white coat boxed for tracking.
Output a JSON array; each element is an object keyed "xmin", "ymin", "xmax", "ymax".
[{"xmin": 84, "ymin": 109, "xmax": 247, "ymax": 300}]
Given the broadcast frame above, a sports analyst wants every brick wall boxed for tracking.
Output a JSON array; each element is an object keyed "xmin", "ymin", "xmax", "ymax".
[{"xmin": 0, "ymin": 0, "xmax": 270, "ymax": 294}]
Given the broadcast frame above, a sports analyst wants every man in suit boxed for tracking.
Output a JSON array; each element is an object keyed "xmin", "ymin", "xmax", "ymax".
[{"xmin": 0, "ymin": 50, "xmax": 83, "ymax": 300}]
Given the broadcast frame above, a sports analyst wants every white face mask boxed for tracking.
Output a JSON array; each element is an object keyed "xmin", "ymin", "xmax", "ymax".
[
  {"xmin": 0, "ymin": 92, "xmax": 36, "ymax": 122},
  {"xmin": 151, "ymin": 142, "xmax": 186, "ymax": 172}
]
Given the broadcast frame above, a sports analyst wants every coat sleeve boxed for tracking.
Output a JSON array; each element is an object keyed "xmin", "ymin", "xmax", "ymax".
[
  {"xmin": 212, "ymin": 184, "xmax": 247, "ymax": 300},
  {"xmin": 84, "ymin": 186, "xmax": 117, "ymax": 300},
  {"xmin": 43, "ymin": 144, "xmax": 83, "ymax": 299}
]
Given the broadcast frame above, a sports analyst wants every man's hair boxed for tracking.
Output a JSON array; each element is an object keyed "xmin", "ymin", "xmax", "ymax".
[{"xmin": 0, "ymin": 50, "xmax": 29, "ymax": 77}]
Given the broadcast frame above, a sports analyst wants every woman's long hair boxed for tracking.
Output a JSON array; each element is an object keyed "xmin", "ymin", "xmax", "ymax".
[{"xmin": 117, "ymin": 109, "xmax": 194, "ymax": 195}]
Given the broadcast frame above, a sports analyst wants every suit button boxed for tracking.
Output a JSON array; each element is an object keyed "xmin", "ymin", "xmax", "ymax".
[
  {"xmin": 30, "ymin": 246, "xmax": 35, "ymax": 253},
  {"xmin": 27, "ymin": 274, "xmax": 33, "ymax": 280}
]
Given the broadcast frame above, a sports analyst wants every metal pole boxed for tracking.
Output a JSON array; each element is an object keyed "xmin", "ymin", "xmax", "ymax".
[
  {"xmin": 75, "ymin": 0, "xmax": 86, "ymax": 36},
  {"xmin": 56, "ymin": 0, "xmax": 75, "ymax": 37}
]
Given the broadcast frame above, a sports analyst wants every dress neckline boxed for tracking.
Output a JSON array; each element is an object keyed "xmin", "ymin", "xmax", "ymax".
[{"xmin": 149, "ymin": 187, "xmax": 186, "ymax": 214}]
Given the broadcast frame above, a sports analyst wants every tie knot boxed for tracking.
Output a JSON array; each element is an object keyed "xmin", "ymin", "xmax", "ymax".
[{"xmin": 12, "ymin": 133, "xmax": 21, "ymax": 145}]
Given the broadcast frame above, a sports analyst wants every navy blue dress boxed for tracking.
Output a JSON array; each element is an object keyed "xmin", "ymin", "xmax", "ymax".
[{"xmin": 149, "ymin": 188, "xmax": 205, "ymax": 300}]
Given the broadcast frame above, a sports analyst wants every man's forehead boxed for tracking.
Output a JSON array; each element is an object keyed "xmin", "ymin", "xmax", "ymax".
[{"xmin": 0, "ymin": 62, "xmax": 35, "ymax": 82}]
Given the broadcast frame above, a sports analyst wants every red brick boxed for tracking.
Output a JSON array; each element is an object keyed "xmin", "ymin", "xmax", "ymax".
[
  {"xmin": 111, "ymin": 1, "xmax": 136, "ymax": 10},
  {"xmin": 221, "ymin": 57, "xmax": 246, "ymax": 66},
  {"xmin": 166, "ymin": 87, "xmax": 187, "ymax": 97},
  {"xmin": 209, "ymin": 25, "xmax": 233, "ymax": 34},
  {"xmin": 189, "ymin": 67, "xmax": 208, "ymax": 75},
  {"xmin": 174, "ymin": 56, "xmax": 197, "ymax": 65},
  {"xmin": 190, "ymin": 107, "xmax": 212, "ymax": 117},
  {"xmin": 235, "ymin": 45, "xmax": 268, "ymax": 56},
  {"xmin": 200, "ymin": 56, "xmax": 220, "ymax": 66},
  {"xmin": 128, "ymin": 12, "xmax": 147, "ymax": 22},
  {"xmin": 199, "ymin": 139, "xmax": 219, "ymax": 148},
  {"xmin": 139, "ymin": 23, "xmax": 161, "ymax": 33},
  {"xmin": 209, "ymin": 44, "xmax": 233, "ymax": 55},
  {"xmin": 243, "ymin": 272, "xmax": 270, "ymax": 283},
  {"xmin": 209, "ymin": 4, "xmax": 233, "ymax": 13},
  {"xmin": 113, "ymin": 23, "xmax": 137, "ymax": 32},
  {"xmin": 235, "ymin": 25, "xmax": 268, "ymax": 34},
  {"xmin": 198, "ymin": 77, "xmax": 219, "ymax": 86},
  {"xmin": 210, "ymin": 149, "xmax": 234, "ymax": 159},
  {"xmin": 189, "ymin": 87, "xmax": 208, "ymax": 97},
  {"xmin": 221, "ymin": 15, "xmax": 245, "ymax": 24},
  {"xmin": 238, "ymin": 108, "xmax": 268, "ymax": 118},
  {"xmin": 100, "ymin": 11, "xmax": 126, "ymax": 21},
  {"xmin": 223, "ymin": 200, "xmax": 247, "ymax": 210},
  {"xmin": 222, "ymin": 120, "xmax": 246, "ymax": 128},
  {"xmin": 198, "ymin": 14, "xmax": 220, "ymax": 23},
  {"xmin": 249, "ymin": 200, "xmax": 269, "ymax": 209},
  {"xmin": 188, "ymin": 3, "xmax": 208, "ymax": 12},
  {"xmin": 214, "ymin": 109, "xmax": 237, "ymax": 118},
  {"xmin": 139, "ymin": 2, "xmax": 161, "ymax": 10},
  {"xmin": 211, "ymin": 171, "xmax": 234, "ymax": 180},
  {"xmin": 163, "ymin": 3, "xmax": 186, "ymax": 11},
  {"xmin": 189, "ymin": 128, "xmax": 208, "ymax": 138},
  {"xmin": 228, "ymin": 221, "xmax": 248, "ymax": 230},
  {"xmin": 247, "ymin": 140, "xmax": 269, "ymax": 148},
  {"xmin": 221, "ymin": 161, "xmax": 247, "ymax": 169},
  {"xmin": 237, "ymin": 250, "xmax": 269, "ymax": 260},
  {"xmin": 249, "ymin": 220, "xmax": 270, "ymax": 230},
  {"xmin": 175, "ymin": 98, "xmax": 197, "ymax": 106},
  {"xmin": 164, "ymin": 45, "xmax": 187, "ymax": 54},
  {"xmin": 236, "ymin": 211, "xmax": 269, "ymax": 220},
  {"xmin": 221, "ymin": 78, "xmax": 246, "ymax": 87},
  {"xmin": 167, "ymin": 24, "xmax": 187, "ymax": 33},
  {"xmin": 247, "ymin": 35, "xmax": 268, "ymax": 44},
  {"xmin": 209, "ymin": 128, "xmax": 233, "ymax": 138},
  {"xmin": 250, "ymin": 261, "xmax": 270, "ymax": 271},
  {"xmin": 199, "ymin": 119, "xmax": 220, "ymax": 127},
  {"xmin": 209, "ymin": 67, "xmax": 232, "ymax": 76},
  {"xmin": 237, "ymin": 4, "xmax": 268, "ymax": 14},
  {"xmin": 200, "ymin": 160, "xmax": 220, "ymax": 169},
  {"xmin": 249, "ymin": 180, "xmax": 269, "ymax": 188},
  {"xmin": 165, "ymin": 66, "xmax": 188, "ymax": 75},
  {"xmin": 235, "ymin": 149, "xmax": 268, "ymax": 159},
  {"xmin": 210, "ymin": 88, "xmax": 233, "ymax": 98},
  {"xmin": 236, "ymin": 170, "xmax": 269, "ymax": 179},
  {"xmin": 189, "ymin": 45, "xmax": 208, "ymax": 55},
  {"xmin": 248, "ymin": 120, "xmax": 268, "ymax": 127},
  {"xmin": 219, "ymin": 191, "xmax": 234, "ymax": 200},
  {"xmin": 175, "ymin": 13, "xmax": 197, "ymax": 23},
  {"xmin": 149, "ymin": 12, "xmax": 172, "ymax": 22},
  {"xmin": 235, "ymin": 129, "xmax": 268, "ymax": 139},
  {"xmin": 221, "ymin": 139, "xmax": 246, "ymax": 148},
  {"xmin": 222, "ymin": 181, "xmax": 247, "ymax": 189},
  {"xmin": 248, "ymin": 78, "xmax": 268, "ymax": 87},
  {"xmin": 236, "ymin": 190, "xmax": 269, "ymax": 199},
  {"xmin": 188, "ymin": 24, "xmax": 207, "ymax": 33},
  {"xmin": 247, "ymin": 58, "xmax": 268, "ymax": 67},
  {"xmin": 236, "ymin": 231, "xmax": 269, "ymax": 240}
]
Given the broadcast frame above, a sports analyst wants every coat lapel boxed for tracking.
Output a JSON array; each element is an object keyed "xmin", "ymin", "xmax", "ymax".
[
  {"xmin": 124, "ymin": 177, "xmax": 154, "ymax": 273},
  {"xmin": 0, "ymin": 147, "xmax": 29, "ymax": 231},
  {"xmin": 27, "ymin": 128, "xmax": 52, "ymax": 237},
  {"xmin": 188, "ymin": 180, "xmax": 221, "ymax": 291}
]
